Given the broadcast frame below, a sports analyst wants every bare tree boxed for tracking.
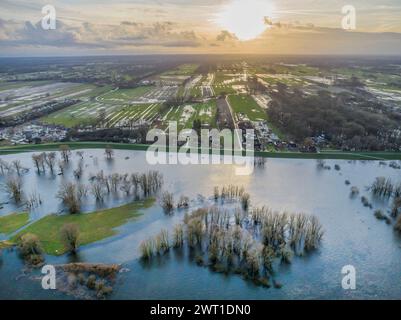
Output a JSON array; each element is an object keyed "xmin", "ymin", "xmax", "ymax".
[
  {"xmin": 60, "ymin": 223, "xmax": 80, "ymax": 254},
  {"xmin": 110, "ymin": 173, "xmax": 121, "ymax": 192},
  {"xmin": 105, "ymin": 145, "xmax": 114, "ymax": 160},
  {"xmin": 57, "ymin": 182, "xmax": 81, "ymax": 214},
  {"xmin": 73, "ymin": 161, "xmax": 84, "ymax": 180},
  {"xmin": 25, "ymin": 191, "xmax": 42, "ymax": 210},
  {"xmin": 58, "ymin": 161, "xmax": 65, "ymax": 175},
  {"xmin": 5, "ymin": 176, "xmax": 23, "ymax": 203},
  {"xmin": 76, "ymin": 151, "xmax": 84, "ymax": 159},
  {"xmin": 91, "ymin": 180, "xmax": 105, "ymax": 201},
  {"xmin": 12, "ymin": 160, "xmax": 23, "ymax": 176},
  {"xmin": 121, "ymin": 179, "xmax": 132, "ymax": 196},
  {"xmin": 32, "ymin": 154, "xmax": 42, "ymax": 174},
  {"xmin": 59, "ymin": 145, "xmax": 71, "ymax": 163},
  {"xmin": 161, "ymin": 191, "xmax": 174, "ymax": 213},
  {"xmin": 77, "ymin": 183, "xmax": 88, "ymax": 199},
  {"xmin": 45, "ymin": 152, "xmax": 57, "ymax": 174},
  {"xmin": 0, "ymin": 159, "xmax": 10, "ymax": 175}
]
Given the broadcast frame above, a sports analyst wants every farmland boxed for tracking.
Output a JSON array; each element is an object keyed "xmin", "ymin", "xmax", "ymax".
[
  {"xmin": 161, "ymin": 100, "xmax": 217, "ymax": 130},
  {"xmin": 228, "ymin": 94, "xmax": 267, "ymax": 122},
  {"xmin": 0, "ymin": 81, "xmax": 98, "ymax": 118},
  {"xmin": 1, "ymin": 55, "xmax": 401, "ymax": 153}
]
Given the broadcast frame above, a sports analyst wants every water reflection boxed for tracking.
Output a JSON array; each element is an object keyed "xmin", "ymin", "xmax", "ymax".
[{"xmin": 0, "ymin": 150, "xmax": 401, "ymax": 299}]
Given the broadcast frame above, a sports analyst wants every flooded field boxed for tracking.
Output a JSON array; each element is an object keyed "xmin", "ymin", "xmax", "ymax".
[{"xmin": 1, "ymin": 149, "xmax": 401, "ymax": 299}]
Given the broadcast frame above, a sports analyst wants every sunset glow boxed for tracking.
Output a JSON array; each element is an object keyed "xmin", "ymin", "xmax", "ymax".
[{"xmin": 214, "ymin": 0, "xmax": 274, "ymax": 41}]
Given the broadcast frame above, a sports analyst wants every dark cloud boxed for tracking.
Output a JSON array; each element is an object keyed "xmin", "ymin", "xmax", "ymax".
[
  {"xmin": 0, "ymin": 18, "xmax": 202, "ymax": 49},
  {"xmin": 216, "ymin": 30, "xmax": 237, "ymax": 41}
]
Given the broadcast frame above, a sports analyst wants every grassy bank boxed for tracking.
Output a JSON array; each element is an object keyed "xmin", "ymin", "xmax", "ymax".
[
  {"xmin": 12, "ymin": 198, "xmax": 155, "ymax": 255},
  {"xmin": 0, "ymin": 142, "xmax": 401, "ymax": 160},
  {"xmin": 0, "ymin": 212, "xmax": 29, "ymax": 235}
]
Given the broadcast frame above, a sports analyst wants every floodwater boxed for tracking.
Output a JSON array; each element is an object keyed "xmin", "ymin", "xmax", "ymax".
[{"xmin": 0, "ymin": 149, "xmax": 401, "ymax": 300}]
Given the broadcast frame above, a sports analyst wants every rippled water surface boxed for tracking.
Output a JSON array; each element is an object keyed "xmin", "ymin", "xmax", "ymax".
[{"xmin": 0, "ymin": 149, "xmax": 400, "ymax": 299}]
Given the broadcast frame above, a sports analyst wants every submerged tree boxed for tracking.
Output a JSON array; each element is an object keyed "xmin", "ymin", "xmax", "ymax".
[
  {"xmin": 161, "ymin": 191, "xmax": 174, "ymax": 213},
  {"xmin": 12, "ymin": 160, "xmax": 24, "ymax": 176},
  {"xmin": 0, "ymin": 159, "xmax": 10, "ymax": 175},
  {"xmin": 45, "ymin": 152, "xmax": 57, "ymax": 174},
  {"xmin": 32, "ymin": 154, "xmax": 44, "ymax": 174},
  {"xmin": 105, "ymin": 145, "xmax": 114, "ymax": 160},
  {"xmin": 57, "ymin": 182, "xmax": 81, "ymax": 214},
  {"xmin": 59, "ymin": 145, "xmax": 71, "ymax": 163},
  {"xmin": 5, "ymin": 176, "xmax": 23, "ymax": 203},
  {"xmin": 91, "ymin": 180, "xmax": 105, "ymax": 202}
]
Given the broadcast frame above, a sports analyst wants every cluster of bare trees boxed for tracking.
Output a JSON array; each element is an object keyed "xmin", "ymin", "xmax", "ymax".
[
  {"xmin": 17, "ymin": 233, "xmax": 44, "ymax": 266},
  {"xmin": 56, "ymin": 170, "xmax": 163, "ymax": 213},
  {"xmin": 369, "ymin": 177, "xmax": 401, "ymax": 226},
  {"xmin": 60, "ymin": 223, "xmax": 80, "ymax": 254},
  {"xmin": 140, "ymin": 205, "xmax": 324, "ymax": 287},
  {"xmin": 57, "ymin": 182, "xmax": 82, "ymax": 214},
  {"xmin": 1, "ymin": 167, "xmax": 43, "ymax": 209},
  {"xmin": 4, "ymin": 176, "xmax": 23, "ymax": 203},
  {"xmin": 213, "ymin": 185, "xmax": 251, "ymax": 210},
  {"xmin": 32, "ymin": 152, "xmax": 57, "ymax": 175},
  {"xmin": 31, "ymin": 146, "xmax": 76, "ymax": 176},
  {"xmin": 159, "ymin": 192, "xmax": 189, "ymax": 214},
  {"xmin": 59, "ymin": 145, "xmax": 72, "ymax": 163},
  {"xmin": 0, "ymin": 159, "xmax": 28, "ymax": 176},
  {"xmin": 371, "ymin": 177, "xmax": 398, "ymax": 198}
]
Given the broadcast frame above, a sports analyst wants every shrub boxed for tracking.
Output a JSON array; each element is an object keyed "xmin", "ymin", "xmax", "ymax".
[
  {"xmin": 350, "ymin": 186, "xmax": 359, "ymax": 197},
  {"xmin": 60, "ymin": 223, "xmax": 80, "ymax": 254},
  {"xmin": 241, "ymin": 193, "xmax": 250, "ymax": 211},
  {"xmin": 374, "ymin": 210, "xmax": 391, "ymax": 224},
  {"xmin": 140, "ymin": 239, "xmax": 154, "ymax": 260},
  {"xmin": 391, "ymin": 197, "xmax": 401, "ymax": 217},
  {"xmin": 5, "ymin": 176, "xmax": 23, "ymax": 203},
  {"xmin": 161, "ymin": 191, "xmax": 174, "ymax": 213},
  {"xmin": 86, "ymin": 274, "xmax": 97, "ymax": 290},
  {"xmin": 18, "ymin": 233, "xmax": 44, "ymax": 266}
]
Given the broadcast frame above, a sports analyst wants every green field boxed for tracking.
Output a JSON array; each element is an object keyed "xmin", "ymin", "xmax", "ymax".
[
  {"xmin": 162, "ymin": 64, "xmax": 199, "ymax": 76},
  {"xmin": 41, "ymin": 86, "xmax": 156, "ymax": 128},
  {"xmin": 1, "ymin": 142, "xmax": 401, "ymax": 160},
  {"xmin": 12, "ymin": 199, "xmax": 154, "ymax": 255},
  {"xmin": 212, "ymin": 72, "xmax": 244, "ymax": 95},
  {"xmin": 228, "ymin": 95, "xmax": 267, "ymax": 121},
  {"xmin": 0, "ymin": 212, "xmax": 29, "ymax": 235},
  {"xmin": 162, "ymin": 100, "xmax": 217, "ymax": 130},
  {"xmin": 106, "ymin": 103, "xmax": 160, "ymax": 127},
  {"xmin": 99, "ymin": 86, "xmax": 153, "ymax": 102},
  {"xmin": 41, "ymin": 101, "xmax": 100, "ymax": 127},
  {"xmin": 0, "ymin": 80, "xmax": 51, "ymax": 92}
]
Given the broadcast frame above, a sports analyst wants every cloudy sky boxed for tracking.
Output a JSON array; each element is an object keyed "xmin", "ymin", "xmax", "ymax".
[{"xmin": 1, "ymin": 0, "xmax": 401, "ymax": 56}]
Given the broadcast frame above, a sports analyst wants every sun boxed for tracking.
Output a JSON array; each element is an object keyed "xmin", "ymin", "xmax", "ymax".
[{"xmin": 214, "ymin": 0, "xmax": 273, "ymax": 41}]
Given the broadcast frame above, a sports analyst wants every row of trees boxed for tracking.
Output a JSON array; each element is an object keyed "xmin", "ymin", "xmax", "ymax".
[{"xmin": 57, "ymin": 170, "xmax": 163, "ymax": 214}]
